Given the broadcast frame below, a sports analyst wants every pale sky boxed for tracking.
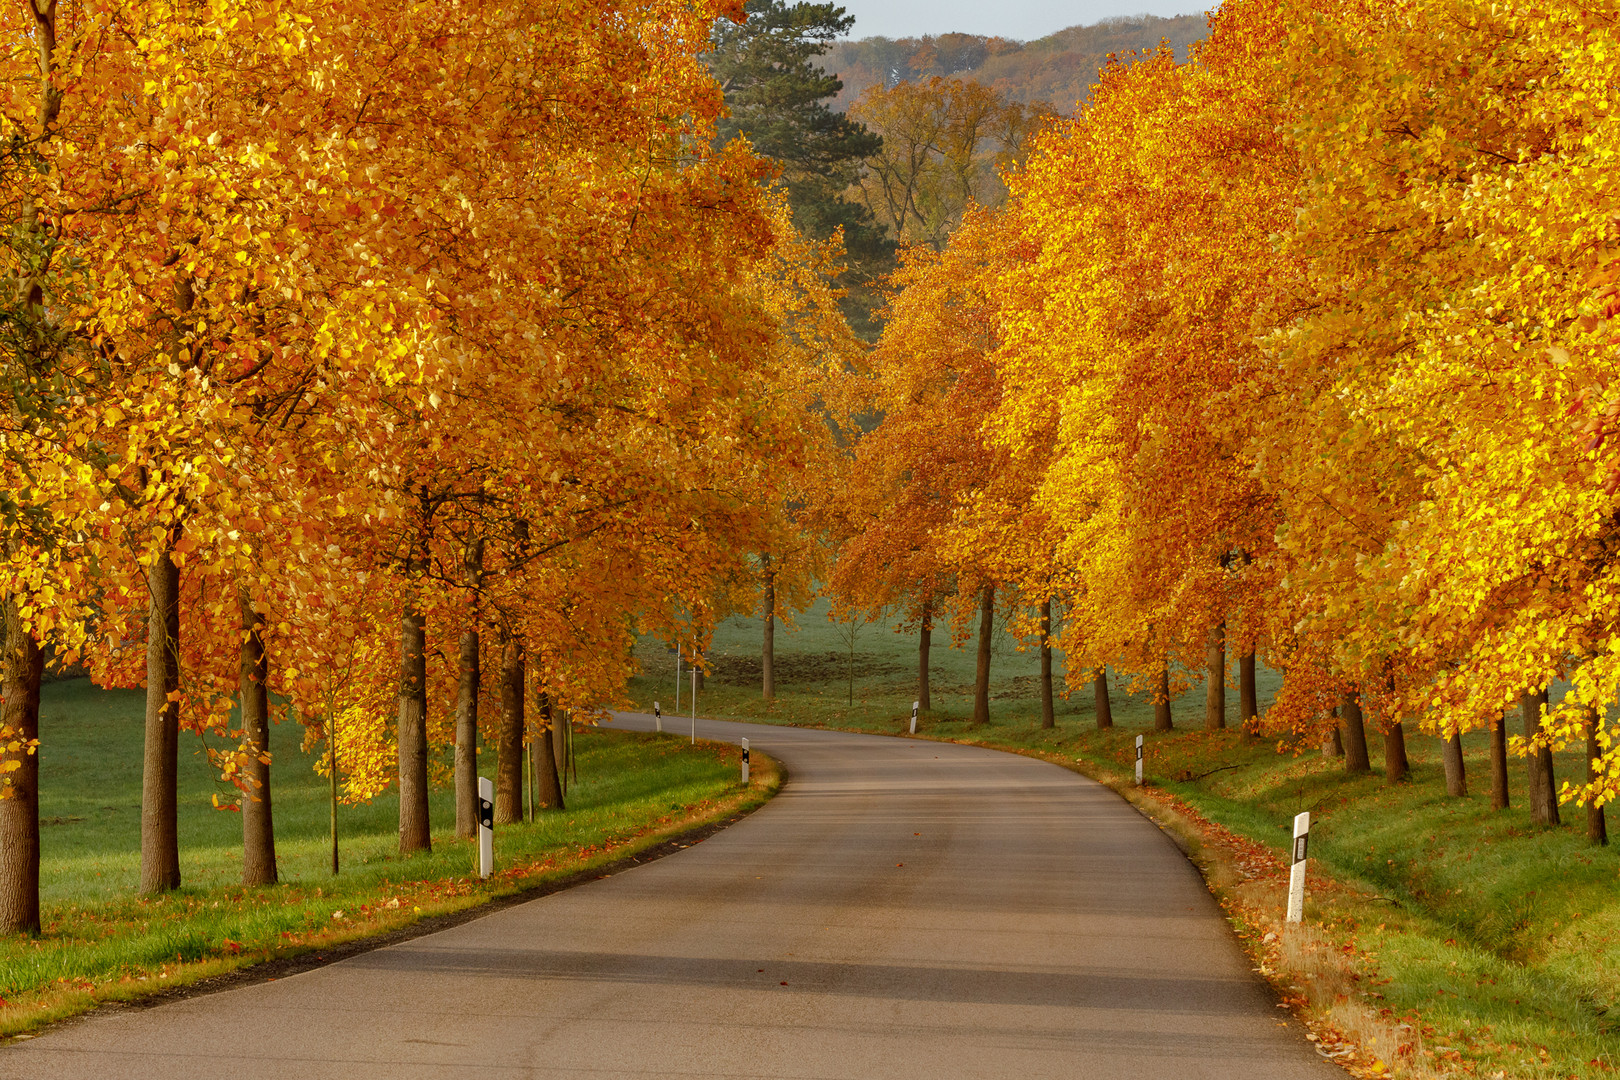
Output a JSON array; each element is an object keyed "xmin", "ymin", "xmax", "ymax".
[{"xmin": 833, "ymin": 0, "xmax": 1210, "ymax": 41}]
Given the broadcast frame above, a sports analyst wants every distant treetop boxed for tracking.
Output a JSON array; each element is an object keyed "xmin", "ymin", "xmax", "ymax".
[{"xmin": 817, "ymin": 14, "xmax": 1209, "ymax": 113}]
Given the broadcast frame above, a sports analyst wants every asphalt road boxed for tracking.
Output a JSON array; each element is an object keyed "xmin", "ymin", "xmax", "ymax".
[{"xmin": 1, "ymin": 714, "xmax": 1341, "ymax": 1079}]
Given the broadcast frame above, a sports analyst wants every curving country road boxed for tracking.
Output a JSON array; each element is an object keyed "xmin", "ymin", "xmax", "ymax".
[{"xmin": 0, "ymin": 714, "xmax": 1340, "ymax": 1079}]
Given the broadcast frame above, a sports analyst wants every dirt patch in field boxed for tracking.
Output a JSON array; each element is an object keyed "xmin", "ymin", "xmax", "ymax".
[{"xmin": 706, "ymin": 651, "xmax": 909, "ymax": 686}]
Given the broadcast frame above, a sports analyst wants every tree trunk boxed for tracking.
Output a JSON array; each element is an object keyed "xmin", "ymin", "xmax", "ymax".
[
  {"xmin": 1093, "ymin": 668, "xmax": 1112, "ymax": 729},
  {"xmin": 1038, "ymin": 600, "xmax": 1054, "ymax": 729},
  {"xmin": 762, "ymin": 557, "xmax": 775, "ymax": 701},
  {"xmin": 1490, "ymin": 710, "xmax": 1510, "ymax": 810},
  {"xmin": 1239, "ymin": 648, "xmax": 1258, "ymax": 731},
  {"xmin": 141, "ymin": 540, "xmax": 182, "ymax": 894},
  {"xmin": 1154, "ymin": 662, "xmax": 1173, "ymax": 731},
  {"xmin": 552, "ymin": 704, "xmax": 567, "ymax": 793},
  {"xmin": 396, "ymin": 605, "xmax": 431, "ymax": 855},
  {"xmin": 453, "ymin": 628, "xmax": 480, "ymax": 841},
  {"xmin": 0, "ymin": 594, "xmax": 43, "ymax": 934},
  {"xmin": 1383, "ymin": 722, "xmax": 1410, "ymax": 784},
  {"xmin": 494, "ymin": 631, "xmax": 524, "ymax": 825},
  {"xmin": 1521, "ymin": 688, "xmax": 1559, "ymax": 826},
  {"xmin": 238, "ymin": 589, "xmax": 276, "ymax": 886},
  {"xmin": 1340, "ymin": 688, "xmax": 1371, "ymax": 774},
  {"xmin": 970, "ymin": 583, "xmax": 994, "ymax": 726},
  {"xmin": 1204, "ymin": 621, "xmax": 1225, "ymax": 730},
  {"xmin": 532, "ymin": 697, "xmax": 565, "ymax": 811},
  {"xmin": 1586, "ymin": 706, "xmax": 1607, "ymax": 846},
  {"xmin": 917, "ymin": 610, "xmax": 932, "ymax": 711},
  {"xmin": 1441, "ymin": 731, "xmax": 1467, "ymax": 797},
  {"xmin": 1323, "ymin": 715, "xmax": 1343, "ymax": 758}
]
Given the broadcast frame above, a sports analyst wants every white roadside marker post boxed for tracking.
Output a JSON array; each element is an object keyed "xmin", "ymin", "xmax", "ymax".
[
  {"xmin": 910, "ymin": 700, "xmax": 919, "ymax": 735},
  {"xmin": 675, "ymin": 651, "xmax": 681, "ymax": 714},
  {"xmin": 1287, "ymin": 810, "xmax": 1310, "ymax": 923},
  {"xmin": 477, "ymin": 776, "xmax": 494, "ymax": 879},
  {"xmin": 654, "ymin": 700, "xmax": 662, "ymax": 733},
  {"xmin": 741, "ymin": 738, "xmax": 750, "ymax": 785},
  {"xmin": 1135, "ymin": 735, "xmax": 1144, "ymax": 787},
  {"xmin": 690, "ymin": 667, "xmax": 697, "ymax": 744}
]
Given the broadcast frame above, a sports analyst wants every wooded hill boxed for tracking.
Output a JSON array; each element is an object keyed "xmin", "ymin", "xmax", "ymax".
[{"xmin": 817, "ymin": 14, "xmax": 1209, "ymax": 112}]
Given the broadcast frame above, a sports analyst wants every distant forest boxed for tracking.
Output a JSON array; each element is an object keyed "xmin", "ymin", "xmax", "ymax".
[{"xmin": 817, "ymin": 13, "xmax": 1209, "ymax": 113}]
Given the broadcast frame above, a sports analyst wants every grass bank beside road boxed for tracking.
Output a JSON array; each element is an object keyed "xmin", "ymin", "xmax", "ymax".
[
  {"xmin": 631, "ymin": 603, "xmax": 1618, "ymax": 1080},
  {"xmin": 0, "ymin": 679, "xmax": 776, "ymax": 1038}
]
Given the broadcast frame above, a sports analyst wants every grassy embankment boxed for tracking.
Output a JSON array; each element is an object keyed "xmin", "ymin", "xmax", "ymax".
[
  {"xmin": 627, "ymin": 597, "xmax": 1618, "ymax": 1080},
  {"xmin": 0, "ymin": 679, "xmax": 775, "ymax": 1036}
]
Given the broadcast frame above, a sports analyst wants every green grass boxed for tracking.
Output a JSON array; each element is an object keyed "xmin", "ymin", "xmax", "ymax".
[
  {"xmin": 633, "ymin": 600, "xmax": 1620, "ymax": 1078},
  {"xmin": 1, "ymin": 679, "xmax": 766, "ymax": 1031}
]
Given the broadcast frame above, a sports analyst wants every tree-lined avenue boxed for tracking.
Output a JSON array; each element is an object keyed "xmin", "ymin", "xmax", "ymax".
[{"xmin": 0, "ymin": 716, "xmax": 1335, "ymax": 1079}]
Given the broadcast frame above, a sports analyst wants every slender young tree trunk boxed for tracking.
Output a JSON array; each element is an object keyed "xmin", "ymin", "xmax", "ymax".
[
  {"xmin": 917, "ymin": 609, "xmax": 932, "ymax": 711},
  {"xmin": 552, "ymin": 705, "xmax": 567, "ymax": 793},
  {"xmin": 532, "ymin": 697, "xmax": 565, "ymax": 811},
  {"xmin": 1038, "ymin": 600, "xmax": 1054, "ymax": 729},
  {"xmin": 761, "ymin": 556, "xmax": 775, "ymax": 700},
  {"xmin": 1521, "ymin": 688, "xmax": 1560, "ymax": 826},
  {"xmin": 1340, "ymin": 688, "xmax": 1371, "ymax": 774},
  {"xmin": 1384, "ymin": 723, "xmax": 1410, "ymax": 784},
  {"xmin": 1490, "ymin": 710, "xmax": 1510, "ymax": 810},
  {"xmin": 1204, "ymin": 621, "xmax": 1225, "ymax": 730},
  {"xmin": 0, "ymin": 594, "xmax": 43, "ymax": 934},
  {"xmin": 1441, "ymin": 731, "xmax": 1467, "ymax": 797},
  {"xmin": 453, "ymin": 628, "xmax": 480, "ymax": 841},
  {"xmin": 141, "ymin": 539, "xmax": 182, "ymax": 894},
  {"xmin": 1093, "ymin": 668, "xmax": 1112, "ymax": 729},
  {"xmin": 238, "ymin": 589, "xmax": 276, "ymax": 886},
  {"xmin": 1586, "ymin": 706, "xmax": 1607, "ymax": 845},
  {"xmin": 1239, "ymin": 647, "xmax": 1258, "ymax": 732},
  {"xmin": 494, "ymin": 631, "xmax": 524, "ymax": 825},
  {"xmin": 971, "ymin": 583, "xmax": 994, "ymax": 726},
  {"xmin": 396, "ymin": 605, "xmax": 431, "ymax": 855},
  {"xmin": 1155, "ymin": 661, "xmax": 1173, "ymax": 731}
]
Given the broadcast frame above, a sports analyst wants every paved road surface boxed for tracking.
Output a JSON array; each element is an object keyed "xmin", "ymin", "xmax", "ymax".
[{"xmin": 1, "ymin": 714, "xmax": 1340, "ymax": 1079}]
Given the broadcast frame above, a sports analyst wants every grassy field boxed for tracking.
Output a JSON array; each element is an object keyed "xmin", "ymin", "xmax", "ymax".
[
  {"xmin": 1, "ymin": 678, "xmax": 772, "ymax": 1034},
  {"xmin": 630, "ymin": 599, "xmax": 1619, "ymax": 1080}
]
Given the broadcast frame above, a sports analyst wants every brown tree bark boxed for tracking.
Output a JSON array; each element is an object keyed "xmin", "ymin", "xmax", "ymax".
[
  {"xmin": 552, "ymin": 703, "xmax": 568, "ymax": 793},
  {"xmin": 1204, "ymin": 621, "xmax": 1225, "ymax": 730},
  {"xmin": 453, "ymin": 628, "xmax": 480, "ymax": 841},
  {"xmin": 237, "ymin": 589, "xmax": 276, "ymax": 886},
  {"xmin": 1490, "ymin": 710, "xmax": 1510, "ymax": 810},
  {"xmin": 141, "ymin": 540, "xmax": 182, "ymax": 894},
  {"xmin": 532, "ymin": 696, "xmax": 565, "ymax": 812},
  {"xmin": 1154, "ymin": 662, "xmax": 1173, "ymax": 731},
  {"xmin": 454, "ymin": 537, "xmax": 483, "ymax": 841},
  {"xmin": 1586, "ymin": 706, "xmax": 1607, "ymax": 846},
  {"xmin": 1038, "ymin": 600, "xmax": 1054, "ymax": 729},
  {"xmin": 1239, "ymin": 647, "xmax": 1258, "ymax": 732},
  {"xmin": 761, "ymin": 555, "xmax": 775, "ymax": 700},
  {"xmin": 1093, "ymin": 668, "xmax": 1112, "ymax": 730},
  {"xmin": 494, "ymin": 630, "xmax": 524, "ymax": 825},
  {"xmin": 970, "ymin": 583, "xmax": 994, "ymax": 726},
  {"xmin": 1383, "ymin": 722, "xmax": 1410, "ymax": 784},
  {"xmin": 396, "ymin": 605, "xmax": 431, "ymax": 855},
  {"xmin": 1323, "ymin": 715, "xmax": 1343, "ymax": 758},
  {"xmin": 0, "ymin": 594, "xmax": 43, "ymax": 934},
  {"xmin": 1441, "ymin": 731, "xmax": 1467, "ymax": 798},
  {"xmin": 917, "ymin": 608, "xmax": 933, "ymax": 712},
  {"xmin": 1521, "ymin": 688, "xmax": 1560, "ymax": 826},
  {"xmin": 1340, "ymin": 688, "xmax": 1371, "ymax": 774}
]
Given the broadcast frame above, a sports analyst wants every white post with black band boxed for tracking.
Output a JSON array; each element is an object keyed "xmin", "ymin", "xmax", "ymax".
[
  {"xmin": 910, "ymin": 700, "xmax": 919, "ymax": 735},
  {"xmin": 478, "ymin": 776, "xmax": 494, "ymax": 879},
  {"xmin": 1287, "ymin": 810, "xmax": 1310, "ymax": 923},
  {"xmin": 741, "ymin": 738, "xmax": 750, "ymax": 785},
  {"xmin": 1135, "ymin": 735, "xmax": 1144, "ymax": 786},
  {"xmin": 654, "ymin": 700, "xmax": 661, "ymax": 733}
]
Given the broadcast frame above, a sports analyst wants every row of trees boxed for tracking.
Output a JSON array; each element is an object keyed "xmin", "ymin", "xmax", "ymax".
[
  {"xmin": 0, "ymin": 0, "xmax": 857, "ymax": 934},
  {"xmin": 826, "ymin": 0, "xmax": 1620, "ymax": 833}
]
